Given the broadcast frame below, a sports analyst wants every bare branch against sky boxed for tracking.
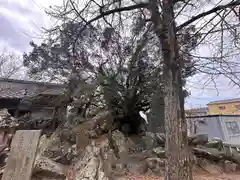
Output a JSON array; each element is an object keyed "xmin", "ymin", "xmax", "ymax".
[{"xmin": 0, "ymin": 50, "xmax": 25, "ymax": 79}]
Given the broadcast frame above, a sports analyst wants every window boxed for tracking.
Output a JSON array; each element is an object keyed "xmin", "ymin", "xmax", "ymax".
[
  {"xmin": 236, "ymin": 105, "xmax": 240, "ymax": 111},
  {"xmin": 219, "ymin": 106, "xmax": 226, "ymax": 110},
  {"xmin": 225, "ymin": 121, "xmax": 240, "ymax": 135}
]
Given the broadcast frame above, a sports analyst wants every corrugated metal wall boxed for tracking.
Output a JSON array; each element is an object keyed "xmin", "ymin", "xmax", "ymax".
[
  {"xmin": 187, "ymin": 115, "xmax": 240, "ymax": 144},
  {"xmin": 196, "ymin": 116, "xmax": 224, "ymax": 140},
  {"xmin": 219, "ymin": 116, "xmax": 240, "ymax": 144},
  {"xmin": 187, "ymin": 116, "xmax": 224, "ymax": 140}
]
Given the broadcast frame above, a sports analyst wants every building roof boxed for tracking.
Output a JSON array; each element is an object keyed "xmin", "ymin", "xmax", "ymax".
[
  {"xmin": 185, "ymin": 107, "xmax": 208, "ymax": 112},
  {"xmin": 187, "ymin": 114, "xmax": 240, "ymax": 118},
  {"xmin": 36, "ymin": 88, "xmax": 64, "ymax": 96},
  {"xmin": 207, "ymin": 98, "xmax": 240, "ymax": 105},
  {"xmin": 0, "ymin": 88, "xmax": 27, "ymax": 99},
  {"xmin": 0, "ymin": 78, "xmax": 66, "ymax": 99},
  {"xmin": 185, "ymin": 107, "xmax": 208, "ymax": 117},
  {"xmin": 0, "ymin": 78, "xmax": 64, "ymax": 87}
]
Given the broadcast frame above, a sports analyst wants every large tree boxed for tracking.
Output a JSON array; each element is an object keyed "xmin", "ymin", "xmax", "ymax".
[
  {"xmin": 23, "ymin": 19, "xmax": 195, "ymax": 133},
  {"xmin": 23, "ymin": 0, "xmax": 240, "ymax": 179}
]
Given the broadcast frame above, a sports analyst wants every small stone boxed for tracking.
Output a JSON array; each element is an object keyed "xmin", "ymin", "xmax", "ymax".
[
  {"xmin": 152, "ymin": 147, "xmax": 165, "ymax": 158},
  {"xmin": 223, "ymin": 160, "xmax": 237, "ymax": 173}
]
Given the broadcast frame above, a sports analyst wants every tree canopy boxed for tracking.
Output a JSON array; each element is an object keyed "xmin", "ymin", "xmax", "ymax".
[{"xmin": 22, "ymin": 0, "xmax": 240, "ymax": 179}]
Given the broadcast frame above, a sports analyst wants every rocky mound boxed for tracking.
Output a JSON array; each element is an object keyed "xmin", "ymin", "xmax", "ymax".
[{"xmin": 0, "ymin": 110, "xmax": 240, "ymax": 180}]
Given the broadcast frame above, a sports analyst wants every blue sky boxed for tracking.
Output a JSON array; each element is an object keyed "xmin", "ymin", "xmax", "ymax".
[
  {"xmin": 186, "ymin": 73, "xmax": 240, "ymax": 108},
  {"xmin": 0, "ymin": 0, "xmax": 239, "ymax": 108}
]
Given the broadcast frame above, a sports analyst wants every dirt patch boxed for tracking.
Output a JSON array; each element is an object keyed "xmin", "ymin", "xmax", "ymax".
[{"xmin": 118, "ymin": 173, "xmax": 240, "ymax": 180}]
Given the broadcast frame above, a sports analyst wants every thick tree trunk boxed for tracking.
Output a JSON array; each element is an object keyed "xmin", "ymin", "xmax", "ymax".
[{"xmin": 150, "ymin": 0, "xmax": 191, "ymax": 180}]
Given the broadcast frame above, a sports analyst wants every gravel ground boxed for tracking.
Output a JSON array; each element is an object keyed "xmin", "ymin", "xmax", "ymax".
[{"xmin": 118, "ymin": 174, "xmax": 240, "ymax": 180}]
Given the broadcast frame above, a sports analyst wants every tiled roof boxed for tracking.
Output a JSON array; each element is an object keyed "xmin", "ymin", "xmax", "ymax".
[
  {"xmin": 0, "ymin": 78, "xmax": 65, "ymax": 99},
  {"xmin": 36, "ymin": 88, "xmax": 65, "ymax": 96},
  {"xmin": 207, "ymin": 98, "xmax": 240, "ymax": 105},
  {"xmin": 0, "ymin": 78, "xmax": 64, "ymax": 87},
  {"xmin": 0, "ymin": 88, "xmax": 27, "ymax": 98}
]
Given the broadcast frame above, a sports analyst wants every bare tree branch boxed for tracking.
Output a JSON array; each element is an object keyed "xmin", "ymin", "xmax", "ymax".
[
  {"xmin": 0, "ymin": 51, "xmax": 23, "ymax": 78},
  {"xmin": 177, "ymin": 0, "xmax": 240, "ymax": 30},
  {"xmin": 81, "ymin": 2, "xmax": 149, "ymax": 29}
]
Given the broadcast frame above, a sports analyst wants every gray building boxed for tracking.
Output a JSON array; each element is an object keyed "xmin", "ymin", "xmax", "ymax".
[{"xmin": 187, "ymin": 115, "xmax": 240, "ymax": 145}]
